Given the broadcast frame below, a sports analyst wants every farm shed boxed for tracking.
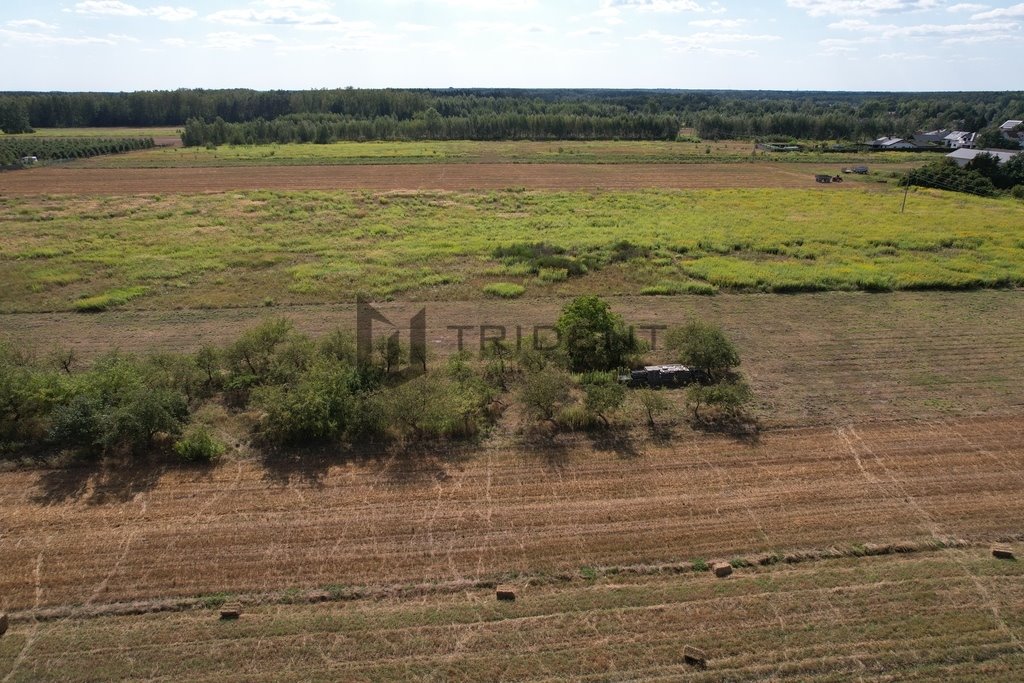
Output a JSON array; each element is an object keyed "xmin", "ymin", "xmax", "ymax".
[{"xmin": 946, "ymin": 148, "xmax": 1021, "ymax": 168}]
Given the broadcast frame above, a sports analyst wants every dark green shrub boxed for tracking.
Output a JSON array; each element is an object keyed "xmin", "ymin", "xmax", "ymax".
[
  {"xmin": 252, "ymin": 359, "xmax": 360, "ymax": 446},
  {"xmin": 174, "ymin": 426, "xmax": 226, "ymax": 463}
]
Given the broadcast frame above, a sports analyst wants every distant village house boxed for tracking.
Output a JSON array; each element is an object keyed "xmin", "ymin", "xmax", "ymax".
[
  {"xmin": 943, "ymin": 131, "xmax": 976, "ymax": 149},
  {"xmin": 868, "ymin": 136, "xmax": 916, "ymax": 150}
]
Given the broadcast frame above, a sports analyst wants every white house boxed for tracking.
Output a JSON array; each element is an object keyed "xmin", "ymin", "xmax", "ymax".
[
  {"xmin": 946, "ymin": 148, "xmax": 1021, "ymax": 168},
  {"xmin": 868, "ymin": 136, "xmax": 916, "ymax": 150},
  {"xmin": 943, "ymin": 131, "xmax": 976, "ymax": 149}
]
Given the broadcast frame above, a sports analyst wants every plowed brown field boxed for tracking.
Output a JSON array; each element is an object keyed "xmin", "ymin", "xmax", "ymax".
[{"xmin": 0, "ymin": 162, "xmax": 863, "ymax": 195}]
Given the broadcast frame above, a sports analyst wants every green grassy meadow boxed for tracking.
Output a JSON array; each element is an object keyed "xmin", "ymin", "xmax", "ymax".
[
  {"xmin": 73, "ymin": 138, "xmax": 926, "ymax": 167},
  {"xmin": 1, "ymin": 187, "xmax": 1022, "ymax": 312}
]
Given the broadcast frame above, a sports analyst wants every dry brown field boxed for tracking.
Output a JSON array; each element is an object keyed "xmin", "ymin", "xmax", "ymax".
[{"xmin": 0, "ymin": 162, "xmax": 875, "ymax": 195}]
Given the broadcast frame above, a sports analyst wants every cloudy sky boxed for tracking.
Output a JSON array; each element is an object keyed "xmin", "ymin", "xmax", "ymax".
[{"xmin": 1, "ymin": 0, "xmax": 1022, "ymax": 91}]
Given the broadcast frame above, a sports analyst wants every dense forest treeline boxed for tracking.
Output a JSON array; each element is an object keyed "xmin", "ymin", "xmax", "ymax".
[{"xmin": 1, "ymin": 89, "xmax": 1022, "ymax": 142}]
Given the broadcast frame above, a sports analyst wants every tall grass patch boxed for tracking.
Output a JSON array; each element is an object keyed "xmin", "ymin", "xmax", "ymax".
[{"xmin": 3, "ymin": 187, "xmax": 1024, "ymax": 311}]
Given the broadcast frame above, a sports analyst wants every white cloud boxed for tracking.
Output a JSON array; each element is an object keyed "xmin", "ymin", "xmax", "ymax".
[
  {"xmin": 259, "ymin": 0, "xmax": 332, "ymax": 9},
  {"xmin": 434, "ymin": 0, "xmax": 538, "ymax": 8},
  {"xmin": 633, "ymin": 29, "xmax": 780, "ymax": 55},
  {"xmin": 71, "ymin": 1, "xmax": 145, "ymax": 16},
  {"xmin": 689, "ymin": 18, "xmax": 745, "ymax": 28},
  {"xmin": 593, "ymin": 7, "xmax": 625, "ymax": 24},
  {"xmin": 972, "ymin": 3, "xmax": 1024, "ymax": 19},
  {"xmin": 151, "ymin": 6, "xmax": 197, "ymax": 21},
  {"xmin": 947, "ymin": 3, "xmax": 988, "ymax": 12},
  {"xmin": 396, "ymin": 22, "xmax": 434, "ymax": 32},
  {"xmin": 830, "ymin": 18, "xmax": 1020, "ymax": 36},
  {"xmin": 818, "ymin": 35, "xmax": 877, "ymax": 52},
  {"xmin": 0, "ymin": 27, "xmax": 117, "ymax": 45},
  {"xmin": 787, "ymin": 0, "xmax": 941, "ymax": 17},
  {"xmin": 942, "ymin": 32, "xmax": 1011, "ymax": 42},
  {"xmin": 877, "ymin": 50, "xmax": 935, "ymax": 58},
  {"xmin": 456, "ymin": 20, "xmax": 552, "ymax": 33},
  {"xmin": 161, "ymin": 37, "xmax": 187, "ymax": 46},
  {"xmin": 206, "ymin": 7, "xmax": 345, "ymax": 27},
  {"xmin": 6, "ymin": 19, "xmax": 59, "ymax": 31},
  {"xmin": 204, "ymin": 31, "xmax": 282, "ymax": 49},
  {"xmin": 70, "ymin": 1, "xmax": 196, "ymax": 21},
  {"xmin": 602, "ymin": 0, "xmax": 705, "ymax": 12},
  {"xmin": 567, "ymin": 26, "xmax": 613, "ymax": 36}
]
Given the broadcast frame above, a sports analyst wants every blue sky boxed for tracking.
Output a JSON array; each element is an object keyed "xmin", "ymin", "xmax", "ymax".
[{"xmin": 1, "ymin": 0, "xmax": 1022, "ymax": 91}]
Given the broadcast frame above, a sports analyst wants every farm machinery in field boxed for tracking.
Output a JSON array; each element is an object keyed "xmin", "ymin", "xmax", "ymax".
[{"xmin": 618, "ymin": 364, "xmax": 710, "ymax": 388}]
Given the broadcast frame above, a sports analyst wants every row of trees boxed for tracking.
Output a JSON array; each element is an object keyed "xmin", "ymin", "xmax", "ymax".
[
  {"xmin": 3, "ymin": 88, "xmax": 1021, "ymax": 141},
  {"xmin": 1, "ymin": 298, "xmax": 754, "ymax": 463},
  {"xmin": 180, "ymin": 111, "xmax": 682, "ymax": 146},
  {"xmin": 905, "ymin": 154, "xmax": 1024, "ymax": 198},
  {"xmin": 0, "ymin": 137, "xmax": 154, "ymax": 166}
]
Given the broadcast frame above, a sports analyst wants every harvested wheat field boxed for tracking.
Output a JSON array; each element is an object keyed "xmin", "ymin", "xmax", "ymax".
[
  {"xmin": 2, "ymin": 415, "xmax": 1023, "ymax": 612},
  {"xmin": 1, "ymin": 416, "xmax": 1024, "ymax": 680},
  {"xmin": 0, "ymin": 162, "xmax": 868, "ymax": 195},
  {"xmin": 2, "ymin": 552, "xmax": 1022, "ymax": 682}
]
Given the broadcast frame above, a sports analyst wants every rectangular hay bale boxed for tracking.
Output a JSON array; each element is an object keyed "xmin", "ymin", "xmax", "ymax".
[
  {"xmin": 496, "ymin": 585, "xmax": 516, "ymax": 601},
  {"xmin": 219, "ymin": 603, "xmax": 241, "ymax": 620},
  {"xmin": 711, "ymin": 562, "xmax": 733, "ymax": 578},
  {"xmin": 992, "ymin": 544, "xmax": 1016, "ymax": 560},
  {"xmin": 683, "ymin": 645, "xmax": 707, "ymax": 667},
  {"xmin": 0, "ymin": 612, "xmax": 8, "ymax": 636}
]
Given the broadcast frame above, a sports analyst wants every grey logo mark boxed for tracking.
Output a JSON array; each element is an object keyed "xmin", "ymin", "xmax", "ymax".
[{"xmin": 356, "ymin": 296, "xmax": 427, "ymax": 377}]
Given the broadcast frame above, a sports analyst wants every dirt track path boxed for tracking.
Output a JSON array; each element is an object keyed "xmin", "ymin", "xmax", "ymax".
[{"xmin": 0, "ymin": 163, "xmax": 863, "ymax": 195}]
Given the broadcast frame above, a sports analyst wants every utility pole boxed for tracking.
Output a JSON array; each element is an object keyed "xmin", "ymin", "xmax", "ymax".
[{"xmin": 901, "ymin": 172, "xmax": 911, "ymax": 213}]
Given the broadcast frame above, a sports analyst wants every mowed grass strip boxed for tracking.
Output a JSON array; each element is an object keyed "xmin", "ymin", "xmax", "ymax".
[
  {"xmin": 1, "ymin": 187, "xmax": 1022, "ymax": 312},
  {"xmin": 3, "ymin": 552, "xmax": 1022, "ymax": 682}
]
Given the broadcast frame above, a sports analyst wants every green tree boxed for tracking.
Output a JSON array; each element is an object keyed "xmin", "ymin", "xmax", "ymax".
[
  {"xmin": 686, "ymin": 379, "xmax": 753, "ymax": 421},
  {"xmin": 666, "ymin": 320, "xmax": 740, "ymax": 381},
  {"xmin": 555, "ymin": 295, "xmax": 639, "ymax": 372},
  {"xmin": 252, "ymin": 358, "xmax": 359, "ymax": 445},
  {"xmin": 519, "ymin": 366, "xmax": 573, "ymax": 423},
  {"xmin": 0, "ymin": 99, "xmax": 32, "ymax": 134},
  {"xmin": 975, "ymin": 127, "xmax": 1019, "ymax": 151},
  {"xmin": 633, "ymin": 388, "xmax": 670, "ymax": 429},
  {"xmin": 223, "ymin": 318, "xmax": 313, "ymax": 399},
  {"xmin": 583, "ymin": 378, "xmax": 626, "ymax": 427}
]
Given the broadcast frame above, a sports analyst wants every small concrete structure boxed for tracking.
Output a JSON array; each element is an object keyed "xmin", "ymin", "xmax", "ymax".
[
  {"xmin": 712, "ymin": 562, "xmax": 733, "ymax": 578},
  {"xmin": 219, "ymin": 602, "xmax": 242, "ymax": 620},
  {"xmin": 496, "ymin": 585, "xmax": 517, "ymax": 601}
]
